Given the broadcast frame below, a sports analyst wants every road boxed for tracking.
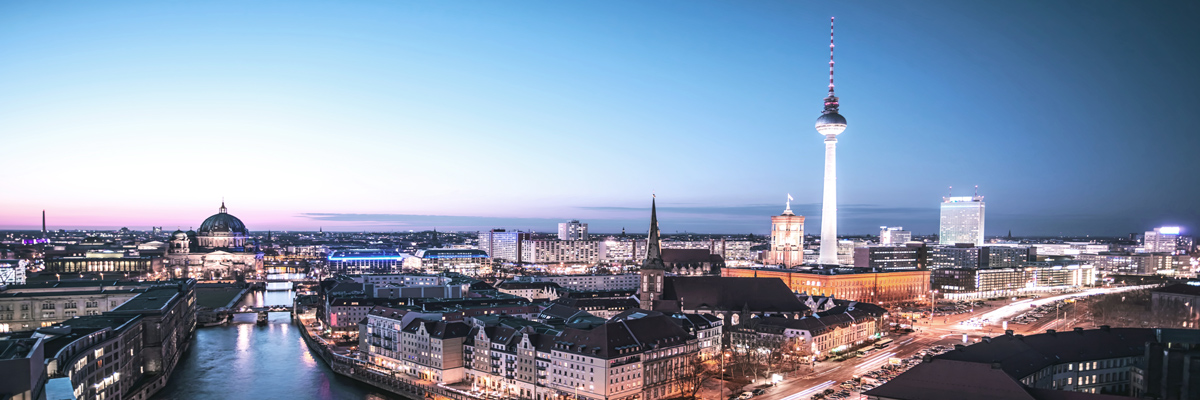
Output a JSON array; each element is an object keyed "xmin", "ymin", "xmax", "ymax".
[
  {"xmin": 748, "ymin": 285, "xmax": 1158, "ymax": 400},
  {"xmin": 753, "ymin": 334, "xmax": 958, "ymax": 400}
]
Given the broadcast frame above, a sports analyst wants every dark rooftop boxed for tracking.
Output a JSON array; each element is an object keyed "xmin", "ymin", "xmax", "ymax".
[{"xmin": 112, "ymin": 288, "xmax": 180, "ymax": 313}]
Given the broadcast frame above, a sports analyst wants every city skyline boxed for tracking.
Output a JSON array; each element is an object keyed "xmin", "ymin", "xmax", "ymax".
[{"xmin": 2, "ymin": 1, "xmax": 1198, "ymax": 235}]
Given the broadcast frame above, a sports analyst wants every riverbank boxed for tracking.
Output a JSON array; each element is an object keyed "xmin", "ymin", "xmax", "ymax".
[{"xmin": 293, "ymin": 308, "xmax": 476, "ymax": 400}]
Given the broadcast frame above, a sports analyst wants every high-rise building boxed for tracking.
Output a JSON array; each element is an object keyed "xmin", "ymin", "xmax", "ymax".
[
  {"xmin": 879, "ymin": 226, "xmax": 912, "ymax": 245},
  {"xmin": 557, "ymin": 220, "xmax": 588, "ymax": 241},
  {"xmin": 1143, "ymin": 226, "xmax": 1181, "ymax": 253},
  {"xmin": 477, "ymin": 229, "xmax": 529, "ymax": 262},
  {"xmin": 939, "ymin": 194, "xmax": 985, "ymax": 246},
  {"xmin": 768, "ymin": 196, "xmax": 805, "ymax": 267},
  {"xmin": 815, "ymin": 17, "xmax": 848, "ymax": 266}
]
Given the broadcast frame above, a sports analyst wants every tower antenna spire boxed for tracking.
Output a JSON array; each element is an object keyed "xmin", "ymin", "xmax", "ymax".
[{"xmin": 828, "ymin": 16, "xmax": 836, "ymax": 96}]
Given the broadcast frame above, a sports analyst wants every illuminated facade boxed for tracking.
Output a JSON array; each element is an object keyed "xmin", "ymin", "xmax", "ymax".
[
  {"xmin": 558, "ymin": 220, "xmax": 588, "ymax": 241},
  {"xmin": 408, "ymin": 249, "xmax": 491, "ymax": 275},
  {"xmin": 520, "ymin": 240, "xmax": 601, "ymax": 264},
  {"xmin": 878, "ymin": 226, "xmax": 911, "ymax": 245},
  {"xmin": 721, "ymin": 267, "xmax": 931, "ymax": 304},
  {"xmin": 478, "ymin": 229, "xmax": 530, "ymax": 263},
  {"xmin": 768, "ymin": 199, "xmax": 805, "ymax": 267},
  {"xmin": 814, "ymin": 19, "xmax": 847, "ymax": 266},
  {"xmin": 1143, "ymin": 227, "xmax": 1181, "ymax": 254},
  {"xmin": 326, "ymin": 249, "xmax": 408, "ymax": 274},
  {"xmin": 930, "ymin": 262, "xmax": 1096, "ymax": 300},
  {"xmin": 939, "ymin": 195, "xmax": 986, "ymax": 246},
  {"xmin": 0, "ymin": 259, "xmax": 27, "ymax": 285},
  {"xmin": 44, "ymin": 252, "xmax": 162, "ymax": 275},
  {"xmin": 166, "ymin": 202, "xmax": 261, "ymax": 279}
]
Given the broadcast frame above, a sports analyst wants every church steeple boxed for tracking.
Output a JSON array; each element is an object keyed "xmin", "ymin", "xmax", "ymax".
[
  {"xmin": 639, "ymin": 195, "xmax": 667, "ymax": 310},
  {"xmin": 642, "ymin": 196, "xmax": 666, "ymax": 270}
]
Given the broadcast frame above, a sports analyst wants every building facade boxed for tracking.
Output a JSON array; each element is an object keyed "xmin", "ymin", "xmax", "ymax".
[
  {"xmin": 520, "ymin": 240, "xmax": 601, "ymax": 265},
  {"xmin": 939, "ymin": 195, "xmax": 985, "ymax": 246},
  {"xmin": 558, "ymin": 220, "xmax": 588, "ymax": 241},
  {"xmin": 479, "ymin": 230, "xmax": 530, "ymax": 263},
  {"xmin": 721, "ymin": 267, "xmax": 931, "ymax": 305},
  {"xmin": 878, "ymin": 227, "xmax": 912, "ymax": 246},
  {"xmin": 165, "ymin": 202, "xmax": 261, "ymax": 280},
  {"xmin": 768, "ymin": 205, "xmax": 805, "ymax": 267}
]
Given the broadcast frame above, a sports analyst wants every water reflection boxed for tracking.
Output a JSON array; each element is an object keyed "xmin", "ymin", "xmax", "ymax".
[{"xmin": 152, "ymin": 290, "xmax": 398, "ymax": 400}]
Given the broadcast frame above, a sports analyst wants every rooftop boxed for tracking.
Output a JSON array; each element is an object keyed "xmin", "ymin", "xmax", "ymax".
[{"xmin": 112, "ymin": 288, "xmax": 180, "ymax": 313}]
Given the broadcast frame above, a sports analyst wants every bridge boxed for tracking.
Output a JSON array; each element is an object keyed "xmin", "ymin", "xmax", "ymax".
[{"xmin": 229, "ymin": 306, "xmax": 294, "ymax": 314}]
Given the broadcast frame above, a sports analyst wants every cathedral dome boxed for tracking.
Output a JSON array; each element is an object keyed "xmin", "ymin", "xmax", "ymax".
[{"xmin": 197, "ymin": 202, "xmax": 248, "ymax": 235}]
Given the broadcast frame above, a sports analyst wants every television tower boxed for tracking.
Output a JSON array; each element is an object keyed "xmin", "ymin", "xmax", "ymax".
[{"xmin": 816, "ymin": 17, "xmax": 848, "ymax": 265}]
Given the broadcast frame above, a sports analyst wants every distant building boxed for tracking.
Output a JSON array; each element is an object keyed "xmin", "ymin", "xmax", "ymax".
[
  {"xmin": 557, "ymin": 220, "xmax": 588, "ymax": 241},
  {"xmin": 939, "ymin": 195, "xmax": 985, "ymax": 246},
  {"xmin": 511, "ymin": 274, "xmax": 638, "ymax": 291},
  {"xmin": 1075, "ymin": 252, "xmax": 1189, "ymax": 276},
  {"xmin": 598, "ymin": 238, "xmax": 645, "ymax": 263},
  {"xmin": 407, "ymin": 249, "xmax": 490, "ymax": 275},
  {"xmin": 768, "ymin": 201, "xmax": 805, "ymax": 267},
  {"xmin": 927, "ymin": 245, "xmax": 1037, "ymax": 270},
  {"xmin": 721, "ymin": 267, "xmax": 931, "ymax": 305},
  {"xmin": 1150, "ymin": 283, "xmax": 1200, "ymax": 329},
  {"xmin": 520, "ymin": 239, "xmax": 601, "ymax": 264},
  {"xmin": 477, "ymin": 229, "xmax": 530, "ymax": 262},
  {"xmin": 930, "ymin": 261, "xmax": 1096, "ymax": 300},
  {"xmin": 43, "ymin": 250, "xmax": 163, "ymax": 275},
  {"xmin": 326, "ymin": 249, "xmax": 408, "ymax": 274},
  {"xmin": 1143, "ymin": 226, "xmax": 1181, "ymax": 254},
  {"xmin": 854, "ymin": 246, "xmax": 921, "ymax": 270},
  {"xmin": 166, "ymin": 202, "xmax": 262, "ymax": 279},
  {"xmin": 878, "ymin": 226, "xmax": 912, "ymax": 246},
  {"xmin": 495, "ymin": 281, "xmax": 561, "ymax": 301}
]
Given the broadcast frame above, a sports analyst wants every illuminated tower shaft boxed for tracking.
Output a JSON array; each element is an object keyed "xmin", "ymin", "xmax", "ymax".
[
  {"xmin": 818, "ymin": 134, "xmax": 839, "ymax": 265},
  {"xmin": 814, "ymin": 17, "xmax": 847, "ymax": 265}
]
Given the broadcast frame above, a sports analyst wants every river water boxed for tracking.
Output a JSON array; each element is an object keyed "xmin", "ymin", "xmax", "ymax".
[{"xmin": 152, "ymin": 290, "xmax": 398, "ymax": 400}]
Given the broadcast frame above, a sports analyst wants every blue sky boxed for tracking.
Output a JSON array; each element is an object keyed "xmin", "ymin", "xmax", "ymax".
[{"xmin": 1, "ymin": 1, "xmax": 1197, "ymax": 235}]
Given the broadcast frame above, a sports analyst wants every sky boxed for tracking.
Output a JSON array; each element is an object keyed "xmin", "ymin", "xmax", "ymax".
[{"xmin": 1, "ymin": 1, "xmax": 1198, "ymax": 236}]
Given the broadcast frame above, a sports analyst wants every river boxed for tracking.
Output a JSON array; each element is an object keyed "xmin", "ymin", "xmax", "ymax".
[{"xmin": 152, "ymin": 289, "xmax": 399, "ymax": 400}]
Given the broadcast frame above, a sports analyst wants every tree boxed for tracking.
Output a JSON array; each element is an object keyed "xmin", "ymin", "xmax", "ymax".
[{"xmin": 676, "ymin": 354, "xmax": 712, "ymax": 400}]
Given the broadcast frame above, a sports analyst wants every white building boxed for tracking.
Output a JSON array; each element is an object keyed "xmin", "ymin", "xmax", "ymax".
[
  {"xmin": 478, "ymin": 229, "xmax": 529, "ymax": 262},
  {"xmin": 769, "ymin": 200, "xmax": 806, "ymax": 267},
  {"xmin": 1143, "ymin": 227, "xmax": 1181, "ymax": 254},
  {"xmin": 0, "ymin": 260, "xmax": 27, "ymax": 286},
  {"xmin": 521, "ymin": 240, "xmax": 601, "ymax": 264},
  {"xmin": 879, "ymin": 226, "xmax": 912, "ymax": 246},
  {"xmin": 939, "ymin": 195, "xmax": 986, "ymax": 246},
  {"xmin": 513, "ymin": 274, "xmax": 639, "ymax": 291},
  {"xmin": 558, "ymin": 220, "xmax": 588, "ymax": 241}
]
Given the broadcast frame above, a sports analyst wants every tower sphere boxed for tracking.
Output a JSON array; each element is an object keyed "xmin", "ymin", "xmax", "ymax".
[{"xmin": 815, "ymin": 112, "xmax": 847, "ymax": 136}]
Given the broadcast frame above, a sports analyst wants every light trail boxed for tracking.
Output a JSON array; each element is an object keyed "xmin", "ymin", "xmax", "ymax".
[{"xmin": 779, "ymin": 380, "xmax": 836, "ymax": 400}]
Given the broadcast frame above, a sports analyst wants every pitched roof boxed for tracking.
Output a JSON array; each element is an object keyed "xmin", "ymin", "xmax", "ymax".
[
  {"xmin": 660, "ymin": 276, "xmax": 808, "ymax": 312},
  {"xmin": 863, "ymin": 359, "xmax": 1036, "ymax": 400},
  {"xmin": 661, "ymin": 248, "xmax": 715, "ymax": 264},
  {"xmin": 550, "ymin": 313, "xmax": 692, "ymax": 359},
  {"xmin": 935, "ymin": 328, "xmax": 1155, "ymax": 379},
  {"xmin": 642, "ymin": 198, "xmax": 666, "ymax": 270},
  {"xmin": 402, "ymin": 318, "xmax": 471, "ymax": 339},
  {"xmin": 496, "ymin": 281, "xmax": 561, "ymax": 291}
]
